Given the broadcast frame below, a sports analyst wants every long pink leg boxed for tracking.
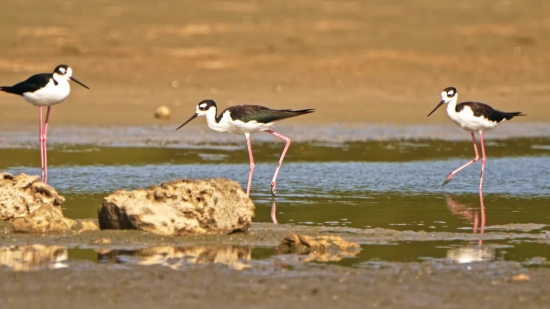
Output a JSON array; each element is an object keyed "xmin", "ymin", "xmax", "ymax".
[
  {"xmin": 265, "ymin": 129, "xmax": 291, "ymax": 197},
  {"xmin": 443, "ymin": 132, "xmax": 480, "ymax": 185},
  {"xmin": 244, "ymin": 133, "xmax": 254, "ymax": 196},
  {"xmin": 42, "ymin": 106, "xmax": 51, "ymax": 184},
  {"xmin": 479, "ymin": 131, "xmax": 486, "ymax": 193},
  {"xmin": 38, "ymin": 107, "xmax": 45, "ymax": 182}
]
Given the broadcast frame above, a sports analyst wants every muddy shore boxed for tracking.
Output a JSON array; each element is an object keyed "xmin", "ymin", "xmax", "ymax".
[{"xmin": 1, "ymin": 222, "xmax": 549, "ymax": 308}]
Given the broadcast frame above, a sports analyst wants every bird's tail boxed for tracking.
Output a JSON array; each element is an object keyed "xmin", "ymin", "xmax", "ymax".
[
  {"xmin": 281, "ymin": 108, "xmax": 315, "ymax": 120},
  {"xmin": 503, "ymin": 111, "xmax": 525, "ymax": 120},
  {"xmin": 290, "ymin": 108, "xmax": 315, "ymax": 115},
  {"xmin": 0, "ymin": 86, "xmax": 18, "ymax": 95}
]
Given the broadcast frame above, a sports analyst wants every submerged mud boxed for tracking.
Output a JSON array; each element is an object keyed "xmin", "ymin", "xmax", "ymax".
[{"xmin": 0, "ymin": 223, "xmax": 549, "ymax": 308}]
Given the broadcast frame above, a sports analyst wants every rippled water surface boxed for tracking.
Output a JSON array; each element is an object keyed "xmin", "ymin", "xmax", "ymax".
[{"xmin": 1, "ymin": 131, "xmax": 550, "ymax": 270}]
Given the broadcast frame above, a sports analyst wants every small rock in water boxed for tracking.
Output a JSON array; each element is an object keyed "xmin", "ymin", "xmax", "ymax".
[
  {"xmin": 10, "ymin": 205, "xmax": 77, "ymax": 233},
  {"xmin": 0, "ymin": 172, "xmax": 65, "ymax": 221},
  {"xmin": 154, "ymin": 105, "xmax": 171, "ymax": 119},
  {"xmin": 98, "ymin": 178, "xmax": 255, "ymax": 236}
]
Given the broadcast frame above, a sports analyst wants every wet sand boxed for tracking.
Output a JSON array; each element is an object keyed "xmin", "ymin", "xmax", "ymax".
[
  {"xmin": 1, "ymin": 222, "xmax": 550, "ymax": 308},
  {"xmin": 1, "ymin": 0, "xmax": 549, "ymax": 126},
  {"xmin": 2, "ymin": 261, "xmax": 550, "ymax": 309}
]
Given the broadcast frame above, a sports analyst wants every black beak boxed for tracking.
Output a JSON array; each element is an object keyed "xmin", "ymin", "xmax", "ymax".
[
  {"xmin": 176, "ymin": 113, "xmax": 198, "ymax": 130},
  {"xmin": 70, "ymin": 76, "xmax": 89, "ymax": 89},
  {"xmin": 427, "ymin": 100, "xmax": 445, "ymax": 117}
]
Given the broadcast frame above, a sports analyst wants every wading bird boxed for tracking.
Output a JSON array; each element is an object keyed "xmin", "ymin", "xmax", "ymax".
[
  {"xmin": 0, "ymin": 64, "xmax": 89, "ymax": 183},
  {"xmin": 176, "ymin": 99, "xmax": 314, "ymax": 223},
  {"xmin": 427, "ymin": 87, "xmax": 524, "ymax": 191}
]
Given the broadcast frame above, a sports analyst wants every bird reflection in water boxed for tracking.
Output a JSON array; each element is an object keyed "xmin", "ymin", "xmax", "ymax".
[
  {"xmin": 445, "ymin": 193, "xmax": 495, "ymax": 263},
  {"xmin": 446, "ymin": 193, "xmax": 486, "ymax": 240},
  {"xmin": 270, "ymin": 196, "xmax": 278, "ymax": 224}
]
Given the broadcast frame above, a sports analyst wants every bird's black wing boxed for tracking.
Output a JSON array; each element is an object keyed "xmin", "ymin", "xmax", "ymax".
[
  {"xmin": 456, "ymin": 102, "xmax": 523, "ymax": 122},
  {"xmin": 221, "ymin": 105, "xmax": 277, "ymax": 123},
  {"xmin": 0, "ymin": 73, "xmax": 53, "ymax": 95},
  {"xmin": 222, "ymin": 105, "xmax": 314, "ymax": 124}
]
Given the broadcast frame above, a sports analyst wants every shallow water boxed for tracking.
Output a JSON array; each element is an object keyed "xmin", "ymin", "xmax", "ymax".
[
  {"xmin": 0, "ymin": 138, "xmax": 550, "ymax": 231},
  {"xmin": 2, "ymin": 239, "xmax": 549, "ymax": 272},
  {"xmin": 1, "ymin": 134, "xmax": 550, "ymax": 270}
]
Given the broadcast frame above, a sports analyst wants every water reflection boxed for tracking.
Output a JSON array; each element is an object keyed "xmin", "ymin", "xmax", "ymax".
[
  {"xmin": 97, "ymin": 245, "xmax": 252, "ymax": 270},
  {"xmin": 446, "ymin": 194, "xmax": 486, "ymax": 235},
  {"xmin": 445, "ymin": 193, "xmax": 494, "ymax": 263},
  {"xmin": 446, "ymin": 246, "xmax": 496, "ymax": 264},
  {"xmin": 0, "ymin": 245, "xmax": 68, "ymax": 271},
  {"xmin": 271, "ymin": 196, "xmax": 278, "ymax": 224}
]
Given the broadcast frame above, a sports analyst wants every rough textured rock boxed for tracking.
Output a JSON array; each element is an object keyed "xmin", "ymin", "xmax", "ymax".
[
  {"xmin": 0, "ymin": 172, "xmax": 65, "ymax": 220},
  {"xmin": 98, "ymin": 178, "xmax": 255, "ymax": 236},
  {"xmin": 10, "ymin": 205, "xmax": 76, "ymax": 233}
]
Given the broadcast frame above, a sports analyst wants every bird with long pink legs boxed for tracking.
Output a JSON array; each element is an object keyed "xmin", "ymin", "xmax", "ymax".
[
  {"xmin": 1, "ymin": 65, "xmax": 89, "ymax": 183},
  {"xmin": 176, "ymin": 99, "xmax": 314, "ymax": 223},
  {"xmin": 427, "ymin": 87, "xmax": 524, "ymax": 192}
]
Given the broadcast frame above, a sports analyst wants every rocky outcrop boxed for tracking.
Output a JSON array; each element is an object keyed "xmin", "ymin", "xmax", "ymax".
[
  {"xmin": 98, "ymin": 178, "xmax": 255, "ymax": 236},
  {"xmin": 1, "ymin": 172, "xmax": 98, "ymax": 233},
  {"xmin": 10, "ymin": 205, "xmax": 76, "ymax": 233},
  {"xmin": 0, "ymin": 172, "xmax": 64, "ymax": 220}
]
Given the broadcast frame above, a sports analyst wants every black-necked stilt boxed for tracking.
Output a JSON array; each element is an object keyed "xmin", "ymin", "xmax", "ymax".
[
  {"xmin": 176, "ymin": 99, "xmax": 314, "ymax": 223},
  {"xmin": 427, "ymin": 87, "xmax": 524, "ymax": 191},
  {"xmin": 0, "ymin": 64, "xmax": 89, "ymax": 183}
]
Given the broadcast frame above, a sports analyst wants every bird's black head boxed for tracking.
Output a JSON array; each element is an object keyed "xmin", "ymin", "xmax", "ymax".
[
  {"xmin": 442, "ymin": 87, "xmax": 457, "ymax": 100},
  {"xmin": 197, "ymin": 99, "xmax": 217, "ymax": 112},
  {"xmin": 175, "ymin": 99, "xmax": 218, "ymax": 130},
  {"xmin": 427, "ymin": 86, "xmax": 458, "ymax": 117},
  {"xmin": 53, "ymin": 64, "xmax": 70, "ymax": 76},
  {"xmin": 52, "ymin": 64, "xmax": 89, "ymax": 89}
]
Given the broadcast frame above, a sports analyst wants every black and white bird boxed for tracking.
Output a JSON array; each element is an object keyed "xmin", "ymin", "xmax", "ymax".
[
  {"xmin": 427, "ymin": 86, "xmax": 524, "ymax": 191},
  {"xmin": 176, "ymin": 99, "xmax": 314, "ymax": 223},
  {"xmin": 0, "ymin": 64, "xmax": 89, "ymax": 183}
]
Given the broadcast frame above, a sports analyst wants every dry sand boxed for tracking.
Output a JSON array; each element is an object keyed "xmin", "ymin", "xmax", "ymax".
[{"xmin": 1, "ymin": 0, "xmax": 549, "ymax": 127}]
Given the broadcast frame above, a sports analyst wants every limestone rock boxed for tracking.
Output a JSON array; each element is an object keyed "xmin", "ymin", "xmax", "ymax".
[
  {"xmin": 98, "ymin": 178, "xmax": 255, "ymax": 235},
  {"xmin": 10, "ymin": 205, "xmax": 76, "ymax": 233},
  {"xmin": 0, "ymin": 172, "xmax": 65, "ymax": 220}
]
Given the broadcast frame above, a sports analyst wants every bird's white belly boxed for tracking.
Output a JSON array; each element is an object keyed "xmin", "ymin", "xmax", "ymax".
[
  {"xmin": 209, "ymin": 117, "xmax": 276, "ymax": 134},
  {"xmin": 23, "ymin": 81, "xmax": 70, "ymax": 106},
  {"xmin": 448, "ymin": 107, "xmax": 497, "ymax": 132}
]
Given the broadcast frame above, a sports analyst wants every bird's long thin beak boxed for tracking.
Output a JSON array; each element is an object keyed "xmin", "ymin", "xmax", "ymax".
[
  {"xmin": 427, "ymin": 100, "xmax": 445, "ymax": 117},
  {"xmin": 70, "ymin": 76, "xmax": 90, "ymax": 89},
  {"xmin": 176, "ymin": 113, "xmax": 198, "ymax": 130}
]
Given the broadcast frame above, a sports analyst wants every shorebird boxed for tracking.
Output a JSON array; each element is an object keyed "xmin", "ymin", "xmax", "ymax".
[
  {"xmin": 176, "ymin": 99, "xmax": 314, "ymax": 222},
  {"xmin": 0, "ymin": 64, "xmax": 89, "ymax": 183},
  {"xmin": 427, "ymin": 87, "xmax": 524, "ymax": 191}
]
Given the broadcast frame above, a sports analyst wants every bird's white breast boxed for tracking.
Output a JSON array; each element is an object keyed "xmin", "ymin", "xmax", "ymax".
[
  {"xmin": 22, "ymin": 79, "xmax": 71, "ymax": 106},
  {"xmin": 207, "ymin": 111, "xmax": 276, "ymax": 134},
  {"xmin": 446, "ymin": 104, "xmax": 498, "ymax": 132}
]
